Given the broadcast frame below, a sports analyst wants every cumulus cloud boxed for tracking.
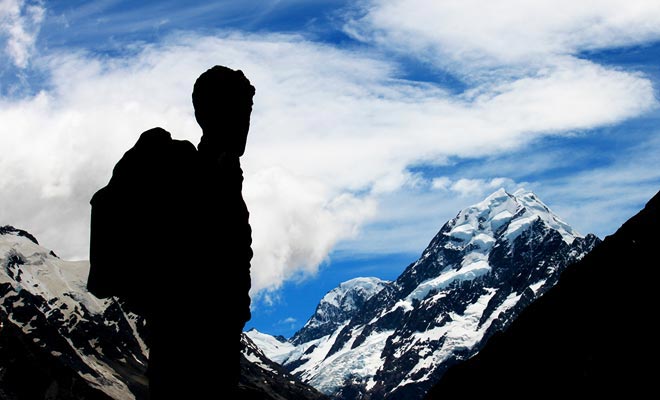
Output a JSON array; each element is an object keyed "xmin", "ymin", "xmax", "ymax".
[
  {"xmin": 0, "ymin": 0, "xmax": 44, "ymax": 68},
  {"xmin": 2, "ymin": 2, "xmax": 660, "ymax": 301},
  {"xmin": 245, "ymin": 166, "xmax": 377, "ymax": 294}
]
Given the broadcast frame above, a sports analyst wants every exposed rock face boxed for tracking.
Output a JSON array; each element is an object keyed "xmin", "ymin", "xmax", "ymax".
[{"xmin": 290, "ymin": 277, "xmax": 391, "ymax": 346}]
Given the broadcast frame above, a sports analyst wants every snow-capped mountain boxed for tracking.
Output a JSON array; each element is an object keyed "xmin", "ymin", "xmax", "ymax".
[
  {"xmin": 253, "ymin": 189, "xmax": 600, "ymax": 399},
  {"xmin": 247, "ymin": 328, "xmax": 297, "ymax": 364},
  {"xmin": 291, "ymin": 277, "xmax": 390, "ymax": 346},
  {"xmin": 0, "ymin": 225, "xmax": 148, "ymax": 400},
  {"xmin": 0, "ymin": 225, "xmax": 326, "ymax": 400},
  {"xmin": 426, "ymin": 188, "xmax": 660, "ymax": 398}
]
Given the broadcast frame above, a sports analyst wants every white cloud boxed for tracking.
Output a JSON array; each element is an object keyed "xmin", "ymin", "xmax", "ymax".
[
  {"xmin": 432, "ymin": 176, "xmax": 519, "ymax": 197},
  {"xmin": 1, "ymin": 32, "xmax": 655, "ymax": 295},
  {"xmin": 2, "ymin": 1, "xmax": 660, "ymax": 300},
  {"xmin": 346, "ymin": 0, "xmax": 660, "ymax": 72},
  {"xmin": 450, "ymin": 177, "xmax": 517, "ymax": 197},
  {"xmin": 245, "ymin": 166, "xmax": 377, "ymax": 296},
  {"xmin": 431, "ymin": 176, "xmax": 451, "ymax": 190},
  {"xmin": 411, "ymin": 130, "xmax": 660, "ymax": 241},
  {"xmin": 279, "ymin": 317, "xmax": 297, "ymax": 325},
  {"xmin": 0, "ymin": 0, "xmax": 44, "ymax": 68}
]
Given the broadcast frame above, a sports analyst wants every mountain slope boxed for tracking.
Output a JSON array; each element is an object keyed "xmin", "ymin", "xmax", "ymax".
[
  {"xmin": 0, "ymin": 226, "xmax": 148, "ymax": 400},
  {"xmin": 254, "ymin": 189, "xmax": 600, "ymax": 399},
  {"xmin": 239, "ymin": 334, "xmax": 329, "ymax": 400},
  {"xmin": 290, "ymin": 277, "xmax": 390, "ymax": 346},
  {"xmin": 426, "ymin": 189, "xmax": 660, "ymax": 398},
  {"xmin": 246, "ymin": 328, "xmax": 297, "ymax": 364},
  {"xmin": 0, "ymin": 317, "xmax": 113, "ymax": 400}
]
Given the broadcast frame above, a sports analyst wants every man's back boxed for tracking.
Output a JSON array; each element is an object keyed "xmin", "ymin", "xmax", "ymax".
[{"xmin": 89, "ymin": 65, "xmax": 255, "ymax": 397}]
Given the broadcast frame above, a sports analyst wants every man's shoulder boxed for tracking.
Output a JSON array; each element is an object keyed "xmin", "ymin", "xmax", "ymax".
[{"xmin": 135, "ymin": 127, "xmax": 197, "ymax": 155}]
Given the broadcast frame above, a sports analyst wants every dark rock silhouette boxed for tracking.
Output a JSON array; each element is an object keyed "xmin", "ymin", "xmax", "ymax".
[
  {"xmin": 425, "ymin": 189, "xmax": 660, "ymax": 398},
  {"xmin": 0, "ymin": 226, "xmax": 39, "ymax": 245},
  {"xmin": 0, "ymin": 308, "xmax": 114, "ymax": 400},
  {"xmin": 88, "ymin": 66, "xmax": 254, "ymax": 397}
]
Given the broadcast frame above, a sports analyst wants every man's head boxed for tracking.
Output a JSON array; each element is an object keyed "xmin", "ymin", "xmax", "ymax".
[{"xmin": 192, "ymin": 66, "xmax": 255, "ymax": 156}]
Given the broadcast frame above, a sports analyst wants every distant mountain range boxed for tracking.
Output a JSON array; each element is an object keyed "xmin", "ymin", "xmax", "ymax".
[
  {"xmin": 249, "ymin": 189, "xmax": 601, "ymax": 399},
  {"xmin": 0, "ymin": 226, "xmax": 325, "ymax": 400},
  {"xmin": 4, "ymin": 186, "xmax": 651, "ymax": 399}
]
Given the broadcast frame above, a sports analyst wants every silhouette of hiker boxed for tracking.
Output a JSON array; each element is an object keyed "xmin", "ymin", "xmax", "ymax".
[{"xmin": 87, "ymin": 65, "xmax": 255, "ymax": 398}]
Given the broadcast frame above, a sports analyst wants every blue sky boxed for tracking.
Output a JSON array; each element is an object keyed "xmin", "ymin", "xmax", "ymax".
[{"xmin": 2, "ymin": 0, "xmax": 660, "ymax": 337}]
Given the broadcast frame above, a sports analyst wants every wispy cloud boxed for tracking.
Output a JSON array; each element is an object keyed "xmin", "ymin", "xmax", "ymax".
[
  {"xmin": 448, "ymin": 177, "xmax": 517, "ymax": 197},
  {"xmin": 0, "ymin": 0, "xmax": 44, "ymax": 68},
  {"xmin": 345, "ymin": 0, "xmax": 660, "ymax": 73},
  {"xmin": 273, "ymin": 316, "xmax": 299, "ymax": 332},
  {"xmin": 540, "ymin": 131, "xmax": 660, "ymax": 238}
]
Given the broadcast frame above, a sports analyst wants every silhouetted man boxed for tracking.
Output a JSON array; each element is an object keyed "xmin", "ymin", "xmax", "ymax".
[{"xmin": 88, "ymin": 66, "xmax": 254, "ymax": 398}]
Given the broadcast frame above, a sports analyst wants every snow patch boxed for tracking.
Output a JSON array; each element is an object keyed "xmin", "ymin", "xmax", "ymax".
[
  {"xmin": 246, "ymin": 329, "xmax": 297, "ymax": 364},
  {"xmin": 244, "ymin": 351, "xmax": 277, "ymax": 374},
  {"xmin": 529, "ymin": 280, "xmax": 546, "ymax": 294},
  {"xmin": 407, "ymin": 261, "xmax": 490, "ymax": 302},
  {"xmin": 305, "ymin": 330, "xmax": 393, "ymax": 395}
]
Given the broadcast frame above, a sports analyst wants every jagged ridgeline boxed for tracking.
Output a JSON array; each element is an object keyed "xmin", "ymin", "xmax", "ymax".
[
  {"xmin": 249, "ymin": 189, "xmax": 600, "ymax": 400},
  {"xmin": 0, "ymin": 226, "xmax": 326, "ymax": 400}
]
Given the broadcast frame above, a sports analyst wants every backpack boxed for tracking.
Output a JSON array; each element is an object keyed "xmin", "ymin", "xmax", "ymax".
[{"xmin": 87, "ymin": 127, "xmax": 198, "ymax": 316}]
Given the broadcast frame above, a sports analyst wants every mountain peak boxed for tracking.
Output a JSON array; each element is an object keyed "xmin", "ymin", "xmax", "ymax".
[
  {"xmin": 512, "ymin": 187, "xmax": 531, "ymax": 197},
  {"xmin": 485, "ymin": 187, "xmax": 511, "ymax": 200},
  {"xmin": 512, "ymin": 189, "xmax": 581, "ymax": 244},
  {"xmin": 290, "ymin": 277, "xmax": 389, "ymax": 345},
  {"xmin": 427, "ymin": 188, "xmax": 660, "ymax": 398},
  {"xmin": 444, "ymin": 188, "xmax": 581, "ymax": 250},
  {"xmin": 322, "ymin": 277, "xmax": 389, "ymax": 309}
]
